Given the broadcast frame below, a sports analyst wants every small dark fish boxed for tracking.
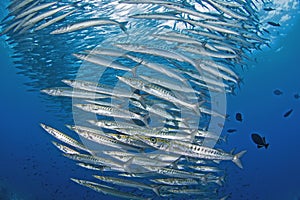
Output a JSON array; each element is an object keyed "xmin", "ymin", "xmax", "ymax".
[
  {"xmin": 294, "ymin": 93, "xmax": 300, "ymax": 99},
  {"xmin": 235, "ymin": 113, "xmax": 242, "ymax": 122},
  {"xmin": 263, "ymin": 7, "xmax": 276, "ymax": 11},
  {"xmin": 263, "ymin": 28, "xmax": 270, "ymax": 34},
  {"xmin": 251, "ymin": 133, "xmax": 269, "ymax": 149},
  {"xmin": 227, "ymin": 129, "xmax": 237, "ymax": 133},
  {"xmin": 283, "ymin": 109, "xmax": 293, "ymax": 118},
  {"xmin": 273, "ymin": 89, "xmax": 283, "ymax": 95},
  {"xmin": 268, "ymin": 21, "xmax": 280, "ymax": 27}
]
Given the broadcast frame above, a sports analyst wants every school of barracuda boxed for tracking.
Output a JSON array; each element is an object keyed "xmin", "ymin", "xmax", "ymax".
[{"xmin": 1, "ymin": 0, "xmax": 274, "ymax": 199}]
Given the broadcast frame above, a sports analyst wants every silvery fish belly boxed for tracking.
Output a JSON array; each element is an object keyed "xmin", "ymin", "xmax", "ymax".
[{"xmin": 0, "ymin": 0, "xmax": 289, "ymax": 199}]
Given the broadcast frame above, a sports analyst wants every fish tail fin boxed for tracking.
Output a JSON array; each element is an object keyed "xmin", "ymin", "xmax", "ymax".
[
  {"xmin": 232, "ymin": 150, "xmax": 247, "ymax": 169},
  {"xmin": 123, "ymin": 157, "xmax": 133, "ymax": 173},
  {"xmin": 119, "ymin": 21, "xmax": 127, "ymax": 32},
  {"xmin": 215, "ymin": 178, "xmax": 223, "ymax": 186},
  {"xmin": 152, "ymin": 186, "xmax": 161, "ymax": 196},
  {"xmin": 131, "ymin": 62, "xmax": 139, "ymax": 77},
  {"xmin": 192, "ymin": 100, "xmax": 205, "ymax": 115},
  {"xmin": 265, "ymin": 143, "xmax": 269, "ymax": 149},
  {"xmin": 223, "ymin": 134, "xmax": 228, "ymax": 144}
]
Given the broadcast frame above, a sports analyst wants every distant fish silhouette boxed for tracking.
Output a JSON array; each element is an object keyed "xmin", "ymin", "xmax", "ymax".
[
  {"xmin": 268, "ymin": 21, "xmax": 280, "ymax": 27},
  {"xmin": 263, "ymin": 7, "xmax": 276, "ymax": 11},
  {"xmin": 273, "ymin": 89, "xmax": 283, "ymax": 95},
  {"xmin": 294, "ymin": 93, "xmax": 300, "ymax": 99},
  {"xmin": 235, "ymin": 113, "xmax": 243, "ymax": 122},
  {"xmin": 227, "ymin": 129, "xmax": 237, "ymax": 133},
  {"xmin": 283, "ymin": 109, "xmax": 293, "ymax": 118},
  {"xmin": 251, "ymin": 133, "xmax": 269, "ymax": 149}
]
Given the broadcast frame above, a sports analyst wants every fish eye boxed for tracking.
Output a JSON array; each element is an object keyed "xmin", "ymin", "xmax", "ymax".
[
  {"xmin": 116, "ymin": 135, "xmax": 121, "ymax": 139},
  {"xmin": 150, "ymin": 137, "xmax": 157, "ymax": 144}
]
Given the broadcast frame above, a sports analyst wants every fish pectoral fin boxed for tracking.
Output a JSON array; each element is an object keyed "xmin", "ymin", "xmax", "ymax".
[{"xmin": 257, "ymin": 144, "xmax": 264, "ymax": 148}]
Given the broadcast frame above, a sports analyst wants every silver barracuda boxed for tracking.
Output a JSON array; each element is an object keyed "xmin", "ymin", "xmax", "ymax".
[
  {"xmin": 88, "ymin": 119, "xmax": 142, "ymax": 131},
  {"xmin": 51, "ymin": 141, "xmax": 80, "ymax": 155},
  {"xmin": 117, "ymin": 76, "xmax": 201, "ymax": 114},
  {"xmin": 76, "ymin": 163, "xmax": 111, "ymax": 172},
  {"xmin": 41, "ymin": 87, "xmax": 108, "ymax": 99},
  {"xmin": 68, "ymin": 125, "xmax": 141, "ymax": 152},
  {"xmin": 151, "ymin": 178, "xmax": 199, "ymax": 186},
  {"xmin": 62, "ymin": 79, "xmax": 141, "ymax": 101},
  {"xmin": 188, "ymin": 165, "xmax": 223, "ymax": 173},
  {"xmin": 72, "ymin": 54, "xmax": 137, "ymax": 76},
  {"xmin": 139, "ymin": 75, "xmax": 201, "ymax": 95},
  {"xmin": 15, "ymin": 2, "xmax": 57, "ymax": 19},
  {"xmin": 129, "ymin": 99, "xmax": 188, "ymax": 123},
  {"xmin": 94, "ymin": 175, "xmax": 160, "ymax": 196},
  {"xmin": 74, "ymin": 104, "xmax": 148, "ymax": 125},
  {"xmin": 64, "ymin": 153, "xmax": 125, "ymax": 170},
  {"xmin": 50, "ymin": 19, "xmax": 127, "ymax": 34},
  {"xmin": 13, "ymin": 12, "xmax": 37, "ymax": 33},
  {"xmin": 142, "ymin": 166, "xmax": 207, "ymax": 180},
  {"xmin": 35, "ymin": 9, "xmax": 77, "ymax": 31},
  {"xmin": 22, "ymin": 5, "xmax": 71, "ymax": 27},
  {"xmin": 107, "ymin": 134, "xmax": 151, "ymax": 149},
  {"xmin": 71, "ymin": 179, "xmax": 149, "ymax": 200},
  {"xmin": 125, "ymin": 54, "xmax": 187, "ymax": 83},
  {"xmin": 7, "ymin": 0, "xmax": 35, "ymax": 13},
  {"xmin": 138, "ymin": 136, "xmax": 247, "ymax": 168},
  {"xmin": 40, "ymin": 124, "xmax": 93, "ymax": 154}
]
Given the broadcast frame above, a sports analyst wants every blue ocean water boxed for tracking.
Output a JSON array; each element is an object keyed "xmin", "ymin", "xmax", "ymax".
[{"xmin": 0, "ymin": 1, "xmax": 299, "ymax": 200}]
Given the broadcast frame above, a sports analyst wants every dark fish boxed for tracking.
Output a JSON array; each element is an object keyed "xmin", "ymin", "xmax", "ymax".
[
  {"xmin": 263, "ymin": 28, "xmax": 270, "ymax": 34},
  {"xmin": 283, "ymin": 109, "xmax": 293, "ymax": 118},
  {"xmin": 294, "ymin": 93, "xmax": 300, "ymax": 99},
  {"xmin": 251, "ymin": 133, "xmax": 269, "ymax": 149},
  {"xmin": 268, "ymin": 21, "xmax": 280, "ymax": 27},
  {"xmin": 235, "ymin": 113, "xmax": 242, "ymax": 122},
  {"xmin": 227, "ymin": 129, "xmax": 237, "ymax": 133},
  {"xmin": 273, "ymin": 89, "xmax": 283, "ymax": 95},
  {"xmin": 263, "ymin": 7, "xmax": 276, "ymax": 11}
]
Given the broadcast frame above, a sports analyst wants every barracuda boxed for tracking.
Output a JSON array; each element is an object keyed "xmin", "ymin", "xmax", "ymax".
[
  {"xmin": 71, "ymin": 179, "xmax": 150, "ymax": 200},
  {"xmin": 126, "ymin": 55, "xmax": 187, "ymax": 83},
  {"xmin": 178, "ymin": 45, "xmax": 237, "ymax": 59},
  {"xmin": 151, "ymin": 178, "xmax": 199, "ymax": 186},
  {"xmin": 68, "ymin": 125, "xmax": 141, "ymax": 152},
  {"xmin": 142, "ymin": 166, "xmax": 207, "ymax": 180},
  {"xmin": 51, "ymin": 19, "xmax": 127, "ymax": 34},
  {"xmin": 41, "ymin": 87, "xmax": 108, "ymax": 99},
  {"xmin": 62, "ymin": 79, "xmax": 141, "ymax": 101},
  {"xmin": 40, "ymin": 124, "xmax": 93, "ymax": 154},
  {"xmin": 138, "ymin": 136, "xmax": 246, "ymax": 168},
  {"xmin": 35, "ymin": 9, "xmax": 77, "ymax": 31},
  {"xmin": 72, "ymin": 54, "xmax": 137, "ymax": 76},
  {"xmin": 114, "ymin": 43, "xmax": 187, "ymax": 63},
  {"xmin": 94, "ymin": 175, "xmax": 160, "ymax": 196},
  {"xmin": 64, "ymin": 153, "xmax": 125, "ymax": 170},
  {"xmin": 22, "ymin": 5, "xmax": 71, "ymax": 27},
  {"xmin": 13, "ymin": 12, "xmax": 37, "ymax": 33},
  {"xmin": 185, "ymin": 19, "xmax": 240, "ymax": 36},
  {"xmin": 188, "ymin": 165, "xmax": 223, "ymax": 173},
  {"xmin": 107, "ymin": 134, "xmax": 150, "ymax": 149},
  {"xmin": 88, "ymin": 119, "xmax": 142, "ymax": 130},
  {"xmin": 15, "ymin": 2, "xmax": 57, "ymax": 19},
  {"xmin": 7, "ymin": 0, "xmax": 35, "ymax": 13},
  {"xmin": 117, "ymin": 76, "xmax": 201, "ymax": 114},
  {"xmin": 129, "ymin": 99, "xmax": 188, "ymax": 123},
  {"xmin": 139, "ymin": 75, "xmax": 201, "ymax": 95},
  {"xmin": 76, "ymin": 163, "xmax": 111, "ymax": 172},
  {"xmin": 51, "ymin": 141, "xmax": 80, "ymax": 155},
  {"xmin": 74, "ymin": 104, "xmax": 148, "ymax": 125}
]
